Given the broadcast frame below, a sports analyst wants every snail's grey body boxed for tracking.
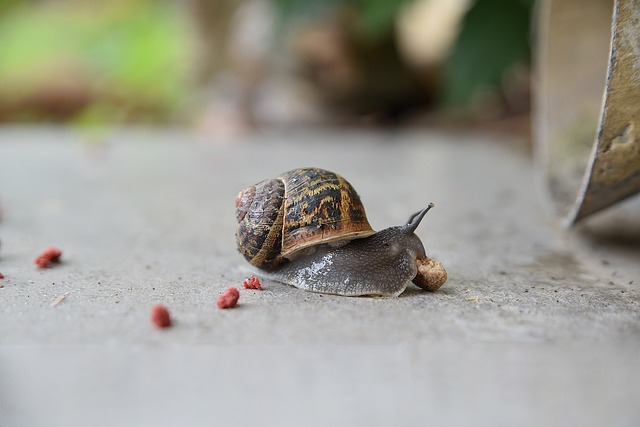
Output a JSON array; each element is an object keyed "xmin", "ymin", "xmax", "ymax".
[
  {"xmin": 260, "ymin": 214, "xmax": 430, "ymax": 297},
  {"xmin": 262, "ymin": 227, "xmax": 425, "ymax": 296}
]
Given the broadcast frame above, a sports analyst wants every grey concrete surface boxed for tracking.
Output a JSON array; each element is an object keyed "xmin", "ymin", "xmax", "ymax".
[{"xmin": 0, "ymin": 126, "xmax": 638, "ymax": 427}]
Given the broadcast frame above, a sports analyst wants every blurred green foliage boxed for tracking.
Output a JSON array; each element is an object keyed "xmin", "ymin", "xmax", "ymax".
[
  {"xmin": 444, "ymin": 0, "xmax": 533, "ymax": 106},
  {"xmin": 0, "ymin": 0, "xmax": 533, "ymax": 124},
  {"xmin": 274, "ymin": 0, "xmax": 534, "ymax": 109},
  {"xmin": 0, "ymin": 0, "xmax": 191, "ymax": 123}
]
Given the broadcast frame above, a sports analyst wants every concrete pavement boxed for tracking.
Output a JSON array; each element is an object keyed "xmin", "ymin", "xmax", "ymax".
[{"xmin": 0, "ymin": 126, "xmax": 638, "ymax": 426}]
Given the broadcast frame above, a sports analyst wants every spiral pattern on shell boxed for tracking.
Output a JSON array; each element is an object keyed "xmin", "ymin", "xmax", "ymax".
[{"xmin": 235, "ymin": 168, "xmax": 375, "ymax": 269}]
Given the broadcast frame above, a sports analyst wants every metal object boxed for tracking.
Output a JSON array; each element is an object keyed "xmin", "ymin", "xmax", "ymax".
[{"xmin": 535, "ymin": 0, "xmax": 640, "ymax": 225}]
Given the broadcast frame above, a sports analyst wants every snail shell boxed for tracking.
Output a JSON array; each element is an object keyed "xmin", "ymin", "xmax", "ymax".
[{"xmin": 235, "ymin": 168, "xmax": 375, "ymax": 269}]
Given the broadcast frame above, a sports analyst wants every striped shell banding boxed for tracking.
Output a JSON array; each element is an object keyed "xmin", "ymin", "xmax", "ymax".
[{"xmin": 235, "ymin": 168, "xmax": 375, "ymax": 270}]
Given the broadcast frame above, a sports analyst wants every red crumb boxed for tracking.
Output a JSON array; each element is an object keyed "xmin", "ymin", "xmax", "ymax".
[
  {"xmin": 243, "ymin": 275, "xmax": 262, "ymax": 290},
  {"xmin": 217, "ymin": 287, "xmax": 240, "ymax": 309},
  {"xmin": 150, "ymin": 304, "xmax": 172, "ymax": 328},
  {"xmin": 0, "ymin": 273, "xmax": 4, "ymax": 279},
  {"xmin": 34, "ymin": 246, "xmax": 63, "ymax": 268}
]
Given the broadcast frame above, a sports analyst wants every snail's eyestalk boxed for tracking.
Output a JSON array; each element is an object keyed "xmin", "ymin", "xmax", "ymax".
[
  {"xmin": 404, "ymin": 203, "xmax": 446, "ymax": 291},
  {"xmin": 404, "ymin": 202, "xmax": 435, "ymax": 233}
]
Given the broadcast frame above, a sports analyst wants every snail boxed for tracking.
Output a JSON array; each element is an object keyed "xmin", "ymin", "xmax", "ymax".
[{"xmin": 235, "ymin": 167, "xmax": 447, "ymax": 297}]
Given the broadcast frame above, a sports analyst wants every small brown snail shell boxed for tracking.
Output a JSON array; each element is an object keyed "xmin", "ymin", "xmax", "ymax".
[
  {"xmin": 235, "ymin": 167, "xmax": 447, "ymax": 296},
  {"xmin": 235, "ymin": 167, "xmax": 375, "ymax": 269}
]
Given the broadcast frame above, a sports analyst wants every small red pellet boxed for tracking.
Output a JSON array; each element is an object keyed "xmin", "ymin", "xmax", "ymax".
[
  {"xmin": 0, "ymin": 273, "xmax": 4, "ymax": 279},
  {"xmin": 34, "ymin": 246, "xmax": 63, "ymax": 268},
  {"xmin": 243, "ymin": 275, "xmax": 262, "ymax": 290},
  {"xmin": 150, "ymin": 304, "xmax": 172, "ymax": 328},
  {"xmin": 217, "ymin": 287, "xmax": 240, "ymax": 309}
]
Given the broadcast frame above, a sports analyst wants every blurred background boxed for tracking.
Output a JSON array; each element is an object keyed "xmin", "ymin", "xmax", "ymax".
[{"xmin": 0, "ymin": 0, "xmax": 533, "ymax": 134}]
